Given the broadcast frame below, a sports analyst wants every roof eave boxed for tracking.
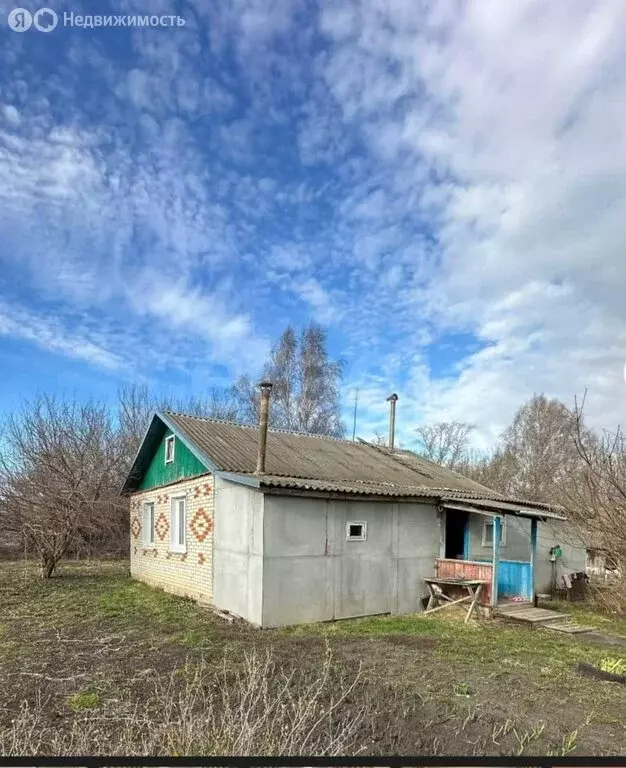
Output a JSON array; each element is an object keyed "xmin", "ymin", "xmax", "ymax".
[
  {"xmin": 441, "ymin": 497, "xmax": 566, "ymax": 522},
  {"xmin": 218, "ymin": 472, "xmax": 261, "ymax": 489},
  {"xmin": 120, "ymin": 413, "xmax": 163, "ymax": 495}
]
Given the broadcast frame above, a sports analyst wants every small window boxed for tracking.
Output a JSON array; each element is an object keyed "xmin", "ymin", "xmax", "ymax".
[
  {"xmin": 346, "ymin": 521, "xmax": 367, "ymax": 541},
  {"xmin": 170, "ymin": 495, "xmax": 186, "ymax": 553},
  {"xmin": 482, "ymin": 517, "xmax": 507, "ymax": 547},
  {"xmin": 142, "ymin": 502, "xmax": 155, "ymax": 547},
  {"xmin": 165, "ymin": 435, "xmax": 175, "ymax": 464}
]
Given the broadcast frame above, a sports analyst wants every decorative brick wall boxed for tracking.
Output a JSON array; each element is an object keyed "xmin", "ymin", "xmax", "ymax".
[{"xmin": 129, "ymin": 474, "xmax": 215, "ymax": 604}]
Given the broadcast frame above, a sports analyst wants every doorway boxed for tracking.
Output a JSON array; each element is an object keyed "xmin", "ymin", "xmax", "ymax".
[{"xmin": 445, "ymin": 510, "xmax": 469, "ymax": 560}]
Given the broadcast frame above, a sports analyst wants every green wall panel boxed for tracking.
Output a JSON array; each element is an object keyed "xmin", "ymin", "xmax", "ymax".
[{"xmin": 139, "ymin": 429, "xmax": 208, "ymax": 490}]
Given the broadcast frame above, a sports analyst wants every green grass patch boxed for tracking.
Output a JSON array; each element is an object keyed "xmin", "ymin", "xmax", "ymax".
[
  {"xmin": 97, "ymin": 581, "xmax": 212, "ymax": 638},
  {"xmin": 284, "ymin": 610, "xmax": 616, "ymax": 682},
  {"xmin": 0, "ymin": 639, "xmax": 19, "ymax": 661},
  {"xmin": 543, "ymin": 600, "xmax": 626, "ymax": 636},
  {"xmin": 599, "ymin": 656, "xmax": 626, "ymax": 674},
  {"xmin": 283, "ymin": 612, "xmax": 450, "ymax": 638},
  {"xmin": 98, "ymin": 581, "xmax": 183, "ymax": 620},
  {"xmin": 67, "ymin": 691, "xmax": 101, "ymax": 711}
]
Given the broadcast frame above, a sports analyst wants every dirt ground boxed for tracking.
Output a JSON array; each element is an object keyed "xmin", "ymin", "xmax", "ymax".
[{"xmin": 1, "ymin": 560, "xmax": 625, "ymax": 757}]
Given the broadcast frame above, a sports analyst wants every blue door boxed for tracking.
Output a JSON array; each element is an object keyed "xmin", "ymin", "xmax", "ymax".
[{"xmin": 498, "ymin": 560, "xmax": 532, "ymax": 599}]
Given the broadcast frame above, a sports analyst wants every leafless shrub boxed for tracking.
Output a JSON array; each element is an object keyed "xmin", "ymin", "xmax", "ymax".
[
  {"xmin": 1, "ymin": 648, "xmax": 368, "ymax": 756},
  {"xmin": 561, "ymin": 393, "xmax": 626, "ymax": 612},
  {"xmin": 0, "ymin": 396, "xmax": 128, "ymax": 577}
]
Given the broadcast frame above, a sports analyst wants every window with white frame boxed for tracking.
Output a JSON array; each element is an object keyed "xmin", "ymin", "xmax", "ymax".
[
  {"xmin": 170, "ymin": 495, "xmax": 187, "ymax": 552},
  {"xmin": 346, "ymin": 521, "xmax": 367, "ymax": 541},
  {"xmin": 142, "ymin": 502, "xmax": 155, "ymax": 547},
  {"xmin": 165, "ymin": 435, "xmax": 175, "ymax": 464},
  {"xmin": 482, "ymin": 517, "xmax": 507, "ymax": 547}
]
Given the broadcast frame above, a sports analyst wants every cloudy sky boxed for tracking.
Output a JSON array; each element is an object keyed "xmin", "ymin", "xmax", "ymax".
[{"xmin": 1, "ymin": 0, "xmax": 625, "ymax": 450}]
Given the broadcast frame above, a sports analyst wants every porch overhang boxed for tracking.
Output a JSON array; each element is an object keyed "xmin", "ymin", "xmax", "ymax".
[{"xmin": 441, "ymin": 497, "xmax": 566, "ymax": 522}]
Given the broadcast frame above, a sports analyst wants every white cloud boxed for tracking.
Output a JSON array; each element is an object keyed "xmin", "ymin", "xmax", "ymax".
[
  {"xmin": 320, "ymin": 0, "xmax": 626, "ymax": 442},
  {"xmin": 3, "ymin": 0, "xmax": 626, "ymax": 451},
  {"xmin": 2, "ymin": 104, "xmax": 20, "ymax": 127},
  {"xmin": 0, "ymin": 47, "xmax": 268, "ymax": 379},
  {"xmin": 0, "ymin": 303, "xmax": 122, "ymax": 371},
  {"xmin": 291, "ymin": 277, "xmax": 340, "ymax": 325}
]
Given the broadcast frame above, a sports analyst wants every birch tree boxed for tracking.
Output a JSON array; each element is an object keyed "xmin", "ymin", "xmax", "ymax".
[{"xmin": 234, "ymin": 324, "xmax": 345, "ymax": 437}]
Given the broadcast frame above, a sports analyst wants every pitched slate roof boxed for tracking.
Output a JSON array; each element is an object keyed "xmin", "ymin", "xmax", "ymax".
[
  {"xmin": 163, "ymin": 410, "xmax": 495, "ymax": 492},
  {"xmin": 122, "ymin": 410, "xmax": 563, "ymax": 519}
]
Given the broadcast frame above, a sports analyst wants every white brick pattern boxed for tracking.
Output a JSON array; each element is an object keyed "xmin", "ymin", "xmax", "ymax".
[{"xmin": 129, "ymin": 473, "xmax": 215, "ymax": 604}]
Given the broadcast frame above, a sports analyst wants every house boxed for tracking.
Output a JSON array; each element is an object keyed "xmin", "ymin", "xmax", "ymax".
[
  {"xmin": 586, "ymin": 544, "xmax": 621, "ymax": 585},
  {"xmin": 122, "ymin": 385, "xmax": 587, "ymax": 628}
]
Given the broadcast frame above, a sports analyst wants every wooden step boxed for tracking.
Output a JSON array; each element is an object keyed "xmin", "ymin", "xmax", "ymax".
[
  {"xmin": 496, "ymin": 607, "xmax": 569, "ymax": 625},
  {"xmin": 542, "ymin": 621, "xmax": 594, "ymax": 634},
  {"xmin": 497, "ymin": 601, "xmax": 533, "ymax": 613}
]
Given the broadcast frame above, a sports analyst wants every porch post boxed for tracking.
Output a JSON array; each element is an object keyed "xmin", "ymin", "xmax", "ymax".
[
  {"xmin": 438, "ymin": 508, "xmax": 446, "ymax": 558},
  {"xmin": 491, "ymin": 516, "xmax": 501, "ymax": 607},
  {"xmin": 530, "ymin": 518, "xmax": 538, "ymax": 606}
]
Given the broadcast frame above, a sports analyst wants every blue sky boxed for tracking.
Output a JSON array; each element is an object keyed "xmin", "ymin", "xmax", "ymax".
[{"xmin": 2, "ymin": 0, "xmax": 626, "ymax": 450}]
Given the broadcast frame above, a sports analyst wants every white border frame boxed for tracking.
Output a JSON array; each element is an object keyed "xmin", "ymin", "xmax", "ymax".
[
  {"xmin": 170, "ymin": 494, "xmax": 187, "ymax": 553},
  {"xmin": 346, "ymin": 521, "xmax": 367, "ymax": 541},
  {"xmin": 482, "ymin": 516, "xmax": 507, "ymax": 547},
  {"xmin": 142, "ymin": 501, "xmax": 155, "ymax": 547},
  {"xmin": 164, "ymin": 434, "xmax": 175, "ymax": 464}
]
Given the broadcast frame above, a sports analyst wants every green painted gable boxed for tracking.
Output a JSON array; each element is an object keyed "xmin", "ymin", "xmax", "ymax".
[{"xmin": 138, "ymin": 428, "xmax": 209, "ymax": 490}]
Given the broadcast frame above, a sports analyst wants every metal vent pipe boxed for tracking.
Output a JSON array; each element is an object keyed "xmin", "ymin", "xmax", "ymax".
[
  {"xmin": 386, "ymin": 393, "xmax": 398, "ymax": 450},
  {"xmin": 255, "ymin": 381, "xmax": 273, "ymax": 474}
]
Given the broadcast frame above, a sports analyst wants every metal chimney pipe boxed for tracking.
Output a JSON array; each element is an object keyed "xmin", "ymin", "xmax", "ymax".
[
  {"xmin": 255, "ymin": 381, "xmax": 273, "ymax": 474},
  {"xmin": 386, "ymin": 393, "xmax": 398, "ymax": 450}
]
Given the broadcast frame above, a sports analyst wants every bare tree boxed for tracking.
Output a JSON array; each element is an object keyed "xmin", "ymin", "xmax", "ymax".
[
  {"xmin": 234, "ymin": 325, "xmax": 345, "ymax": 437},
  {"xmin": 460, "ymin": 446, "xmax": 518, "ymax": 494},
  {"xmin": 564, "ymin": 395, "xmax": 626, "ymax": 592},
  {"xmin": 0, "ymin": 396, "xmax": 128, "ymax": 577},
  {"xmin": 415, "ymin": 422, "xmax": 475, "ymax": 469},
  {"xmin": 497, "ymin": 394, "xmax": 586, "ymax": 503},
  {"xmin": 117, "ymin": 382, "xmax": 241, "ymax": 465}
]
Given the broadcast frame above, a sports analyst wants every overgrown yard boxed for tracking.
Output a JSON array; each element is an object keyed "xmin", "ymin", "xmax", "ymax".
[{"xmin": 1, "ymin": 560, "xmax": 625, "ymax": 756}]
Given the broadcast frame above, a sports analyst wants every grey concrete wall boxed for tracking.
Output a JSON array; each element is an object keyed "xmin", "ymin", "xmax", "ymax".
[
  {"xmin": 213, "ymin": 477, "xmax": 264, "ymax": 625},
  {"xmin": 262, "ymin": 496, "xmax": 333, "ymax": 625},
  {"xmin": 468, "ymin": 513, "xmax": 532, "ymax": 562},
  {"xmin": 535, "ymin": 521, "xmax": 586, "ymax": 593},
  {"xmin": 395, "ymin": 503, "xmax": 441, "ymax": 614},
  {"xmin": 261, "ymin": 495, "xmax": 440, "ymax": 628}
]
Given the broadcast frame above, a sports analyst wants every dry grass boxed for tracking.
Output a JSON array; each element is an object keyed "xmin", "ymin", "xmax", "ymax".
[
  {"xmin": 588, "ymin": 580, "xmax": 626, "ymax": 620},
  {"xmin": 2, "ymin": 648, "xmax": 366, "ymax": 756},
  {"xmin": 2, "ymin": 560, "xmax": 626, "ymax": 756}
]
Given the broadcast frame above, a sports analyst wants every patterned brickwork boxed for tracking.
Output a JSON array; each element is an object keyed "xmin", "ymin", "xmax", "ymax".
[
  {"xmin": 130, "ymin": 516, "xmax": 141, "ymax": 539},
  {"xmin": 129, "ymin": 473, "xmax": 215, "ymax": 604}
]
